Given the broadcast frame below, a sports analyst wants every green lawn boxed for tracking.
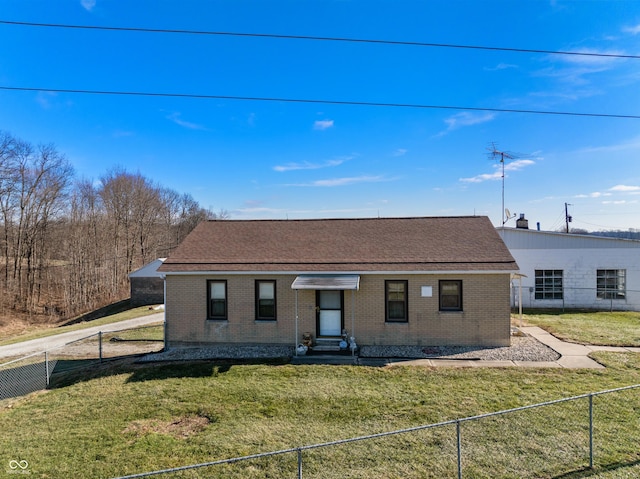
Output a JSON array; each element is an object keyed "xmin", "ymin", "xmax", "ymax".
[
  {"xmin": 518, "ymin": 310, "xmax": 640, "ymax": 346},
  {"xmin": 1, "ymin": 352, "xmax": 639, "ymax": 478},
  {"xmin": 100, "ymin": 324, "xmax": 165, "ymax": 342},
  {"xmin": 1, "ymin": 309, "xmax": 640, "ymax": 478}
]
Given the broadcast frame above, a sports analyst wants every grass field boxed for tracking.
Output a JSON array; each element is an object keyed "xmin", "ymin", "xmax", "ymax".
[
  {"xmin": 1, "ymin": 310, "xmax": 639, "ymax": 478},
  {"xmin": 519, "ymin": 310, "xmax": 640, "ymax": 347}
]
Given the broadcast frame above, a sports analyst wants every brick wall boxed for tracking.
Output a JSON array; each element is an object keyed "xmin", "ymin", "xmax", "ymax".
[{"xmin": 165, "ymin": 273, "xmax": 511, "ymax": 348}]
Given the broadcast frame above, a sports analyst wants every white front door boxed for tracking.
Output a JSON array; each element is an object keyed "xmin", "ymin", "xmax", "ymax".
[{"xmin": 317, "ymin": 290, "xmax": 343, "ymax": 337}]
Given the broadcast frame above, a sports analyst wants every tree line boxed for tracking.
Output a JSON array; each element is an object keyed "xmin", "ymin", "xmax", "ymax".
[{"xmin": 0, "ymin": 130, "xmax": 220, "ymax": 321}]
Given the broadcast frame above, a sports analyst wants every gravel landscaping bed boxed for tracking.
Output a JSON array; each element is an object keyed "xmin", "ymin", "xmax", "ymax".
[
  {"xmin": 359, "ymin": 336, "xmax": 560, "ymax": 361},
  {"xmin": 139, "ymin": 345, "xmax": 295, "ymax": 362},
  {"xmin": 139, "ymin": 336, "xmax": 560, "ymax": 363}
]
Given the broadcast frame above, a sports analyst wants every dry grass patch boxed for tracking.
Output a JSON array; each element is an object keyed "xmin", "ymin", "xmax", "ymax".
[{"xmin": 123, "ymin": 414, "xmax": 210, "ymax": 440}]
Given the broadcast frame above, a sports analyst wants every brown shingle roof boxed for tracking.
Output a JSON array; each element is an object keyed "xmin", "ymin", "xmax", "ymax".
[{"xmin": 158, "ymin": 216, "xmax": 517, "ymax": 273}]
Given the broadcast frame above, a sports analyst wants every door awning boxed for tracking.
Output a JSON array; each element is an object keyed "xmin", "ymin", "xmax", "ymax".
[{"xmin": 291, "ymin": 274, "xmax": 360, "ymax": 291}]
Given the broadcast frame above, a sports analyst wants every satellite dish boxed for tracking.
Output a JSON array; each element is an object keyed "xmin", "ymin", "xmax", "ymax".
[{"xmin": 505, "ymin": 208, "xmax": 511, "ymax": 220}]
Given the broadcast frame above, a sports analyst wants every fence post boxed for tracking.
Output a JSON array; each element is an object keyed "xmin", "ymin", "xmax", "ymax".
[
  {"xmin": 297, "ymin": 447, "xmax": 303, "ymax": 479},
  {"xmin": 456, "ymin": 420, "xmax": 462, "ymax": 479},
  {"xmin": 589, "ymin": 393, "xmax": 594, "ymax": 469},
  {"xmin": 99, "ymin": 331, "xmax": 103, "ymax": 363},
  {"xmin": 45, "ymin": 351, "xmax": 50, "ymax": 386}
]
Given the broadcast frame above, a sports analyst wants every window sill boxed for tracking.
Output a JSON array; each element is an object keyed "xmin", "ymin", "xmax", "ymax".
[
  {"xmin": 255, "ymin": 319, "xmax": 277, "ymax": 322},
  {"xmin": 206, "ymin": 318, "xmax": 228, "ymax": 322}
]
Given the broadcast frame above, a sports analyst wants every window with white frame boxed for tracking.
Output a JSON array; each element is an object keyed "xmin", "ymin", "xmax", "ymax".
[
  {"xmin": 535, "ymin": 270, "xmax": 563, "ymax": 300},
  {"xmin": 596, "ymin": 269, "xmax": 626, "ymax": 299}
]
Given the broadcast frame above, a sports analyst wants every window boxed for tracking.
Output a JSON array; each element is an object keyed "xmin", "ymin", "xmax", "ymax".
[
  {"xmin": 385, "ymin": 280, "xmax": 408, "ymax": 322},
  {"xmin": 256, "ymin": 280, "xmax": 276, "ymax": 320},
  {"xmin": 439, "ymin": 280, "xmax": 462, "ymax": 311},
  {"xmin": 597, "ymin": 269, "xmax": 626, "ymax": 299},
  {"xmin": 207, "ymin": 280, "xmax": 227, "ymax": 320},
  {"xmin": 535, "ymin": 270, "xmax": 563, "ymax": 300}
]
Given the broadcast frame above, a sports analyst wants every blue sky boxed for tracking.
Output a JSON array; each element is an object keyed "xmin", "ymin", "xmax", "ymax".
[{"xmin": 1, "ymin": 0, "xmax": 640, "ymax": 231}]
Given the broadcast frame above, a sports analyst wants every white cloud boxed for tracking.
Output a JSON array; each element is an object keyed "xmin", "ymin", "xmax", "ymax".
[
  {"xmin": 504, "ymin": 159, "xmax": 535, "ymax": 171},
  {"xmin": 36, "ymin": 91, "xmax": 57, "ymax": 109},
  {"xmin": 81, "ymin": 0, "xmax": 96, "ymax": 11},
  {"xmin": 534, "ymin": 48, "xmax": 622, "ymax": 90},
  {"xmin": 602, "ymin": 200, "xmax": 637, "ymax": 205},
  {"xmin": 311, "ymin": 175, "xmax": 386, "ymax": 187},
  {"xmin": 392, "ymin": 148, "xmax": 408, "ymax": 157},
  {"xmin": 459, "ymin": 171, "xmax": 502, "ymax": 183},
  {"xmin": 273, "ymin": 156, "xmax": 352, "ymax": 172},
  {"xmin": 577, "ymin": 136, "xmax": 640, "ymax": 154},
  {"xmin": 287, "ymin": 175, "xmax": 391, "ymax": 187},
  {"xmin": 166, "ymin": 112, "xmax": 206, "ymax": 130},
  {"xmin": 609, "ymin": 184, "xmax": 640, "ymax": 192},
  {"xmin": 460, "ymin": 159, "xmax": 535, "ymax": 183},
  {"xmin": 623, "ymin": 24, "xmax": 640, "ymax": 35},
  {"xmin": 484, "ymin": 63, "xmax": 518, "ymax": 71},
  {"xmin": 574, "ymin": 192, "xmax": 612, "ymax": 199},
  {"xmin": 436, "ymin": 112, "xmax": 496, "ymax": 137},
  {"xmin": 557, "ymin": 48, "xmax": 623, "ymax": 66},
  {"xmin": 313, "ymin": 119, "xmax": 334, "ymax": 131}
]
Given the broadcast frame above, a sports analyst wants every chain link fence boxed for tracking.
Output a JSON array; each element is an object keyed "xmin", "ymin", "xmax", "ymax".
[
  {"xmin": 2, "ymin": 324, "xmax": 639, "ymax": 477},
  {"xmin": 511, "ymin": 284, "xmax": 640, "ymax": 312},
  {"xmin": 108, "ymin": 384, "xmax": 639, "ymax": 479},
  {"xmin": 0, "ymin": 323, "xmax": 164, "ymax": 400}
]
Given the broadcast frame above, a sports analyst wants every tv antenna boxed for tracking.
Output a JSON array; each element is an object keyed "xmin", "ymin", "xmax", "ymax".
[{"xmin": 487, "ymin": 142, "xmax": 517, "ymax": 225}]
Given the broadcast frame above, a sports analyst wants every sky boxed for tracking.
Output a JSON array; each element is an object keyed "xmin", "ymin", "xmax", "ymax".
[{"xmin": 1, "ymin": 0, "xmax": 640, "ymax": 232}]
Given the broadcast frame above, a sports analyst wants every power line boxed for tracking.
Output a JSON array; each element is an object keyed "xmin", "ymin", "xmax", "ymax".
[
  {"xmin": 2, "ymin": 85, "xmax": 640, "ymax": 119},
  {"xmin": 2, "ymin": 19, "xmax": 639, "ymax": 60}
]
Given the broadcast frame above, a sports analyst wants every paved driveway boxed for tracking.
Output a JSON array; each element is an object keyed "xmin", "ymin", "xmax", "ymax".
[{"xmin": 0, "ymin": 312, "xmax": 164, "ymax": 360}]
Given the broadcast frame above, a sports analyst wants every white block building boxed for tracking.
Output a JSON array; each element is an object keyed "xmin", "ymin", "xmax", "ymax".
[{"xmin": 498, "ymin": 226, "xmax": 640, "ymax": 311}]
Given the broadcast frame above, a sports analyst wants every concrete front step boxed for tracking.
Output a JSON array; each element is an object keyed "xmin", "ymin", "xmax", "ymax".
[
  {"xmin": 313, "ymin": 337, "xmax": 346, "ymax": 352},
  {"xmin": 312, "ymin": 345, "xmax": 342, "ymax": 352}
]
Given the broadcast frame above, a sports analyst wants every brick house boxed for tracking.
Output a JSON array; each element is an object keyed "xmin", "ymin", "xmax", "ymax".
[{"xmin": 158, "ymin": 216, "xmax": 518, "ymax": 350}]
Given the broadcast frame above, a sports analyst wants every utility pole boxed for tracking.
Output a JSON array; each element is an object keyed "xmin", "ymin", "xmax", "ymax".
[{"xmin": 565, "ymin": 202, "xmax": 572, "ymax": 233}]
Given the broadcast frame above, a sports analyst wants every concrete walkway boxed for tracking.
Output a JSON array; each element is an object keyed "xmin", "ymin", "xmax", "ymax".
[
  {"xmin": 297, "ymin": 328, "xmax": 627, "ymax": 369},
  {"xmin": 378, "ymin": 326, "xmax": 640, "ymax": 369},
  {"xmin": 387, "ymin": 326, "xmax": 636, "ymax": 369}
]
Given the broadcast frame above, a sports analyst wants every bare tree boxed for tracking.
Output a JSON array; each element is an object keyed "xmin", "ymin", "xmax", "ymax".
[
  {"xmin": 0, "ymin": 132, "xmax": 219, "ymax": 321},
  {"xmin": 0, "ymin": 132, "xmax": 73, "ymax": 314}
]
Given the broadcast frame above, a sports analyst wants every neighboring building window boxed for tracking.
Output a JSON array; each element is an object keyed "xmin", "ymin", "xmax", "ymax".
[
  {"xmin": 439, "ymin": 280, "xmax": 463, "ymax": 311},
  {"xmin": 386, "ymin": 280, "xmax": 408, "ymax": 322},
  {"xmin": 256, "ymin": 280, "xmax": 276, "ymax": 320},
  {"xmin": 597, "ymin": 269, "xmax": 626, "ymax": 299},
  {"xmin": 535, "ymin": 270, "xmax": 563, "ymax": 300},
  {"xmin": 207, "ymin": 280, "xmax": 227, "ymax": 320}
]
